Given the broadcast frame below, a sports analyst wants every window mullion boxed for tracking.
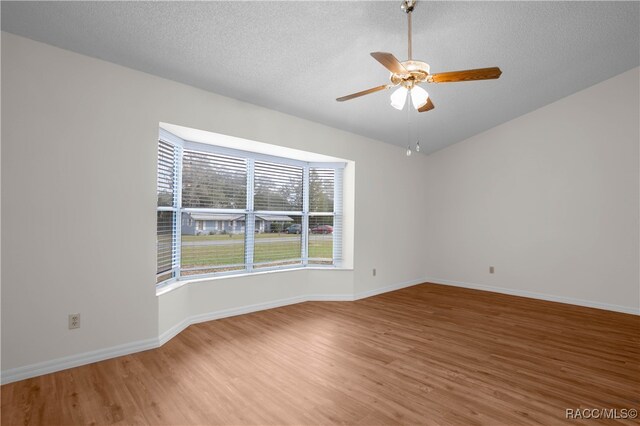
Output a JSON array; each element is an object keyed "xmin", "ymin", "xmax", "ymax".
[
  {"xmin": 245, "ymin": 159, "xmax": 255, "ymax": 272},
  {"xmin": 333, "ymin": 167, "xmax": 344, "ymax": 267},
  {"xmin": 174, "ymin": 144, "xmax": 183, "ymax": 280},
  {"xmin": 302, "ymin": 165, "xmax": 309, "ymax": 266}
]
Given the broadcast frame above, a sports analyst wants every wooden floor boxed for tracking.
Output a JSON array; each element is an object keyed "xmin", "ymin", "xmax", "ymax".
[{"xmin": 2, "ymin": 284, "xmax": 639, "ymax": 425}]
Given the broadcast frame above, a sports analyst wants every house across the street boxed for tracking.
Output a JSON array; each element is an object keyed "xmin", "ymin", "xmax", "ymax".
[{"xmin": 182, "ymin": 213, "xmax": 294, "ymax": 235}]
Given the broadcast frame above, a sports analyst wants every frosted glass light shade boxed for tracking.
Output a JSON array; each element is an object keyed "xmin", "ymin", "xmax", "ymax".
[
  {"xmin": 410, "ymin": 85, "xmax": 429, "ymax": 109},
  {"xmin": 390, "ymin": 86, "xmax": 408, "ymax": 110}
]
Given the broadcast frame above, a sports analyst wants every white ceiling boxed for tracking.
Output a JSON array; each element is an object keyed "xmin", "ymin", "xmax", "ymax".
[{"xmin": 2, "ymin": 1, "xmax": 639, "ymax": 154}]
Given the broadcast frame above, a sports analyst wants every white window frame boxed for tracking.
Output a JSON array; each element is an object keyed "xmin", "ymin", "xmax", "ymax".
[{"xmin": 157, "ymin": 129, "xmax": 345, "ymax": 288}]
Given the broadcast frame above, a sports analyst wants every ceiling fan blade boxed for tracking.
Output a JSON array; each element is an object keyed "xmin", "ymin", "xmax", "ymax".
[
  {"xmin": 336, "ymin": 84, "xmax": 390, "ymax": 102},
  {"xmin": 418, "ymin": 97, "xmax": 434, "ymax": 113},
  {"xmin": 370, "ymin": 52, "xmax": 409, "ymax": 75},
  {"xmin": 428, "ymin": 67, "xmax": 502, "ymax": 83}
]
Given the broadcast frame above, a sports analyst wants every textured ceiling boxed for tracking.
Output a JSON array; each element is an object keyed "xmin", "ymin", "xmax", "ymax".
[{"xmin": 2, "ymin": 1, "xmax": 639, "ymax": 154}]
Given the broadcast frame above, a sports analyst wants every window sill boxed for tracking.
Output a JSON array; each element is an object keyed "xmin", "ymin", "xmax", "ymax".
[{"xmin": 156, "ymin": 265, "xmax": 354, "ymax": 297}]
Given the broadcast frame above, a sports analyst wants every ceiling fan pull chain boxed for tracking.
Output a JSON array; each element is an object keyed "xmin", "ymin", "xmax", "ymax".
[
  {"xmin": 406, "ymin": 92, "xmax": 413, "ymax": 156},
  {"xmin": 416, "ymin": 104, "xmax": 421, "ymax": 152}
]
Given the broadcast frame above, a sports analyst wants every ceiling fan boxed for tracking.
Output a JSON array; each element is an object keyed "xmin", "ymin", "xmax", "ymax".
[{"xmin": 336, "ymin": 0, "xmax": 502, "ymax": 113}]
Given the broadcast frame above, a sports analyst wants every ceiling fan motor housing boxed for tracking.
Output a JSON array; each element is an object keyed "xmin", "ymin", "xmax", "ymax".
[{"xmin": 390, "ymin": 60, "xmax": 431, "ymax": 88}]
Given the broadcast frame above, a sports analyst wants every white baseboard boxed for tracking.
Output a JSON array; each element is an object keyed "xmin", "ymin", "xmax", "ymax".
[
  {"xmin": 425, "ymin": 277, "xmax": 640, "ymax": 316},
  {"xmin": 2, "ymin": 279, "xmax": 425, "ymax": 385},
  {"xmin": 158, "ymin": 295, "xmax": 309, "ymax": 346},
  {"xmin": 158, "ymin": 318, "xmax": 191, "ymax": 347},
  {"xmin": 188, "ymin": 295, "xmax": 309, "ymax": 326},
  {"xmin": 307, "ymin": 293, "xmax": 354, "ymax": 301},
  {"xmin": 0, "ymin": 337, "xmax": 158, "ymax": 385},
  {"xmin": 354, "ymin": 277, "xmax": 425, "ymax": 300}
]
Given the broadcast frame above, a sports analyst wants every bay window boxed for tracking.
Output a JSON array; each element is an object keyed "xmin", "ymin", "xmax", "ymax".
[{"xmin": 156, "ymin": 129, "xmax": 344, "ymax": 287}]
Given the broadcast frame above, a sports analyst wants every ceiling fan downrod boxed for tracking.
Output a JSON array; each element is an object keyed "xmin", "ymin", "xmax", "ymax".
[{"xmin": 402, "ymin": 0, "xmax": 416, "ymax": 61}]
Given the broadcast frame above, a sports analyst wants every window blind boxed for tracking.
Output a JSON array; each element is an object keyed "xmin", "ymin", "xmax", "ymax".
[
  {"xmin": 182, "ymin": 150, "xmax": 247, "ymax": 209},
  {"xmin": 157, "ymin": 140, "xmax": 176, "ymax": 207},
  {"xmin": 254, "ymin": 161, "xmax": 303, "ymax": 211},
  {"xmin": 309, "ymin": 168, "xmax": 334, "ymax": 212},
  {"xmin": 156, "ymin": 139, "xmax": 179, "ymax": 283},
  {"xmin": 156, "ymin": 211, "xmax": 177, "ymax": 282}
]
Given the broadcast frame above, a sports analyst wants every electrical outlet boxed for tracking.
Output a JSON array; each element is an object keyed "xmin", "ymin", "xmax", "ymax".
[
  {"xmin": 373, "ymin": 268, "xmax": 376, "ymax": 277},
  {"xmin": 489, "ymin": 266, "xmax": 495, "ymax": 274},
  {"xmin": 69, "ymin": 313, "xmax": 80, "ymax": 329}
]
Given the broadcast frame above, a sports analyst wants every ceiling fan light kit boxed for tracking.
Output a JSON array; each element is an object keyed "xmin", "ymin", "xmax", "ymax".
[
  {"xmin": 336, "ymin": 0, "xmax": 502, "ymax": 154},
  {"xmin": 410, "ymin": 85, "xmax": 429, "ymax": 109},
  {"xmin": 390, "ymin": 86, "xmax": 408, "ymax": 110}
]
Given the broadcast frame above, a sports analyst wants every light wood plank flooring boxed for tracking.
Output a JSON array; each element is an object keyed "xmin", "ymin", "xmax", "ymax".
[{"xmin": 2, "ymin": 284, "xmax": 639, "ymax": 425}]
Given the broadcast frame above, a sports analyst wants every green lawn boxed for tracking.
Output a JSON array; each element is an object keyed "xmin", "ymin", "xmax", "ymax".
[
  {"xmin": 308, "ymin": 238, "xmax": 333, "ymax": 260},
  {"xmin": 180, "ymin": 236, "xmax": 332, "ymax": 271}
]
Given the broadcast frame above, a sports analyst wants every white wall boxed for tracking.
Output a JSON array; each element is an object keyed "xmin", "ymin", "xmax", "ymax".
[
  {"xmin": 2, "ymin": 32, "xmax": 637, "ymax": 383},
  {"xmin": 1, "ymin": 33, "xmax": 429, "ymax": 377},
  {"xmin": 424, "ymin": 67, "xmax": 640, "ymax": 314},
  {"xmin": 0, "ymin": 31, "xmax": 4, "ymax": 376}
]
